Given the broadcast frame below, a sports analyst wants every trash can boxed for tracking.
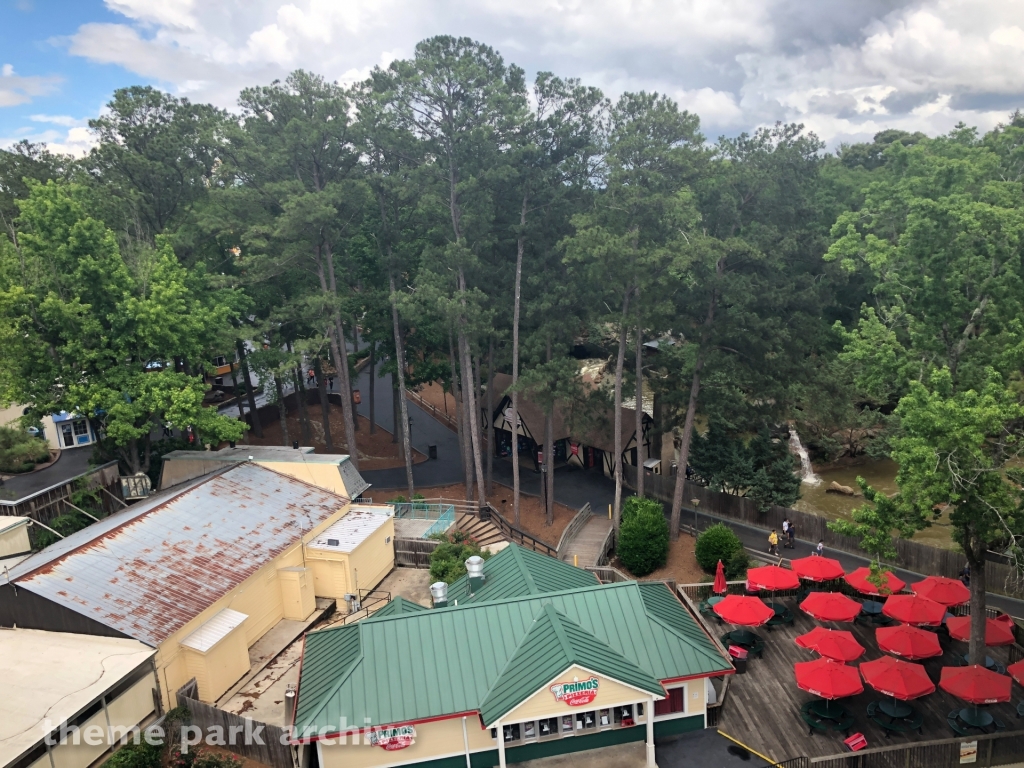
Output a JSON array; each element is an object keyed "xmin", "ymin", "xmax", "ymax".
[
  {"xmin": 729, "ymin": 644, "xmax": 748, "ymax": 675},
  {"xmin": 429, "ymin": 444, "xmax": 438, "ymax": 460}
]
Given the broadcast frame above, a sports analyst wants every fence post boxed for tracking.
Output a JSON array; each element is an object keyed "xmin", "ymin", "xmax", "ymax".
[{"xmin": 985, "ymin": 737, "xmax": 993, "ymax": 767}]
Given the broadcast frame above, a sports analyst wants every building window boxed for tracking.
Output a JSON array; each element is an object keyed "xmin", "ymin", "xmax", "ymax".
[
  {"xmin": 538, "ymin": 718, "xmax": 558, "ymax": 738},
  {"xmin": 575, "ymin": 711, "xmax": 596, "ymax": 730},
  {"xmin": 599, "ymin": 709, "xmax": 611, "ymax": 728},
  {"xmin": 561, "ymin": 715, "xmax": 574, "ymax": 734},
  {"xmin": 523, "ymin": 721, "xmax": 536, "ymax": 740},
  {"xmin": 73, "ymin": 419, "xmax": 89, "ymax": 436},
  {"xmin": 502, "ymin": 723, "xmax": 521, "ymax": 743},
  {"xmin": 655, "ymin": 686, "xmax": 686, "ymax": 717}
]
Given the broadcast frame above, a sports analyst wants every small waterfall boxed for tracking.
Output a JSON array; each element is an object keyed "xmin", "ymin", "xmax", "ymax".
[{"xmin": 788, "ymin": 428, "xmax": 822, "ymax": 486}]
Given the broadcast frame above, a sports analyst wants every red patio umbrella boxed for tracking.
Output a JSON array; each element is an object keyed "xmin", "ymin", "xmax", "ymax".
[
  {"xmin": 882, "ymin": 595, "xmax": 946, "ymax": 627},
  {"xmin": 912, "ymin": 576, "xmax": 970, "ymax": 607},
  {"xmin": 939, "ymin": 665, "xmax": 1012, "ymax": 705},
  {"xmin": 713, "ymin": 559, "xmax": 728, "ymax": 595},
  {"xmin": 795, "ymin": 657, "xmax": 865, "ymax": 699},
  {"xmin": 1006, "ymin": 659, "xmax": 1024, "ymax": 687},
  {"xmin": 876, "ymin": 624, "xmax": 943, "ymax": 660},
  {"xmin": 800, "ymin": 591, "xmax": 863, "ymax": 622},
  {"xmin": 791, "ymin": 556, "xmax": 845, "ymax": 582},
  {"xmin": 747, "ymin": 565, "xmax": 801, "ymax": 591},
  {"xmin": 795, "ymin": 627, "xmax": 865, "ymax": 662},
  {"xmin": 946, "ymin": 616, "xmax": 1016, "ymax": 647},
  {"xmin": 713, "ymin": 594, "xmax": 774, "ymax": 626},
  {"xmin": 860, "ymin": 655, "xmax": 936, "ymax": 700},
  {"xmin": 844, "ymin": 567, "xmax": 906, "ymax": 596}
]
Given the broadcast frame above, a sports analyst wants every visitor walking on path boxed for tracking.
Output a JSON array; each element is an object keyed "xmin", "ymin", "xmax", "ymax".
[
  {"xmin": 815, "ymin": 540, "xmax": 824, "ymax": 556},
  {"xmin": 786, "ymin": 522, "xmax": 796, "ymax": 549},
  {"xmin": 768, "ymin": 529, "xmax": 779, "ymax": 556}
]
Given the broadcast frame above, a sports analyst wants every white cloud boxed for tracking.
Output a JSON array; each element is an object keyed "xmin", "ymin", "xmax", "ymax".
[
  {"xmin": 0, "ymin": 64, "xmax": 61, "ymax": 108},
  {"xmin": 0, "ymin": 125, "xmax": 96, "ymax": 157},
  {"xmin": 29, "ymin": 114, "xmax": 87, "ymax": 127},
  {"xmin": 46, "ymin": 0, "xmax": 1024, "ymax": 145}
]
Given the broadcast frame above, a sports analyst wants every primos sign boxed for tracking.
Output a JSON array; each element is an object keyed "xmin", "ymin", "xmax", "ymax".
[
  {"xmin": 550, "ymin": 677, "xmax": 600, "ymax": 706},
  {"xmin": 368, "ymin": 725, "xmax": 416, "ymax": 750}
]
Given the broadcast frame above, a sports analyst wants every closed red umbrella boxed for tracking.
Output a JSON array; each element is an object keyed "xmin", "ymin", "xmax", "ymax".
[
  {"xmin": 791, "ymin": 556, "xmax": 845, "ymax": 582},
  {"xmin": 800, "ymin": 591, "xmax": 863, "ymax": 622},
  {"xmin": 876, "ymin": 624, "xmax": 943, "ymax": 660},
  {"xmin": 747, "ymin": 565, "xmax": 801, "ymax": 591},
  {"xmin": 713, "ymin": 594, "xmax": 774, "ymax": 626},
  {"xmin": 882, "ymin": 595, "xmax": 946, "ymax": 627},
  {"xmin": 946, "ymin": 616, "xmax": 1016, "ymax": 647},
  {"xmin": 912, "ymin": 576, "xmax": 970, "ymax": 607},
  {"xmin": 845, "ymin": 567, "xmax": 906, "ymax": 596},
  {"xmin": 860, "ymin": 655, "xmax": 936, "ymax": 700},
  {"xmin": 940, "ymin": 665, "xmax": 1012, "ymax": 705},
  {"xmin": 713, "ymin": 559, "xmax": 727, "ymax": 595},
  {"xmin": 795, "ymin": 627, "xmax": 865, "ymax": 662},
  {"xmin": 795, "ymin": 657, "xmax": 865, "ymax": 699},
  {"xmin": 1006, "ymin": 659, "xmax": 1024, "ymax": 687}
]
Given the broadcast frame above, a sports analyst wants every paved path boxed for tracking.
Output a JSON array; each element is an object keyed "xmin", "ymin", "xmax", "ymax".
[
  {"xmin": 561, "ymin": 515, "xmax": 613, "ymax": 566},
  {"xmin": 357, "ymin": 372, "xmax": 1024, "ymax": 617}
]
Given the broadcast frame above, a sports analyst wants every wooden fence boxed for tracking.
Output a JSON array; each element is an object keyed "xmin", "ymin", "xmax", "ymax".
[
  {"xmin": 406, "ymin": 389, "xmax": 459, "ymax": 432},
  {"xmin": 624, "ymin": 464, "xmax": 1024, "ymax": 598},
  {"xmin": 556, "ymin": 503, "xmax": 593, "ymax": 557},
  {"xmin": 176, "ymin": 680, "xmax": 294, "ymax": 768},
  {"xmin": 394, "ymin": 537, "xmax": 439, "ymax": 568},
  {"xmin": 808, "ymin": 729, "xmax": 1024, "ymax": 768},
  {"xmin": 0, "ymin": 460, "xmax": 123, "ymax": 532}
]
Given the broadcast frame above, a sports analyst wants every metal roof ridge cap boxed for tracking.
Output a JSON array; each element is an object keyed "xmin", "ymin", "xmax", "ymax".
[
  {"xmin": 12, "ymin": 462, "xmax": 239, "ymax": 581},
  {"xmin": 543, "ymin": 603, "xmax": 576, "ymax": 663},
  {"xmin": 509, "ymin": 543, "xmax": 540, "ymax": 594}
]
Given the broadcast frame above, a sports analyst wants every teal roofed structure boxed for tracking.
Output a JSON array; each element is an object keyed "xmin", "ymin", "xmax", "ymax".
[
  {"xmin": 445, "ymin": 542, "xmax": 599, "ymax": 604},
  {"xmin": 293, "ymin": 579, "xmax": 733, "ymax": 738},
  {"xmin": 366, "ymin": 596, "xmax": 428, "ymax": 620}
]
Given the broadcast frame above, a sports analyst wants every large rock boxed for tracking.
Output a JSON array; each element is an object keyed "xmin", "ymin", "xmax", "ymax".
[{"xmin": 826, "ymin": 481, "xmax": 856, "ymax": 496}]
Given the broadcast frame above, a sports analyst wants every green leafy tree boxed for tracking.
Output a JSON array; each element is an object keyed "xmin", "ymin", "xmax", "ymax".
[
  {"xmin": 618, "ymin": 496, "xmax": 670, "ymax": 576},
  {"xmin": 0, "ymin": 182, "xmax": 245, "ymax": 474}
]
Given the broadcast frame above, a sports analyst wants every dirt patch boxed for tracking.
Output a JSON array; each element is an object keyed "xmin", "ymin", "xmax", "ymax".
[
  {"xmin": 243, "ymin": 404, "xmax": 426, "ymax": 470},
  {"xmin": 612, "ymin": 532, "xmax": 706, "ymax": 585},
  {"xmin": 386, "ymin": 481, "xmax": 576, "ymax": 548},
  {"xmin": 413, "ymin": 382, "xmax": 458, "ymax": 418}
]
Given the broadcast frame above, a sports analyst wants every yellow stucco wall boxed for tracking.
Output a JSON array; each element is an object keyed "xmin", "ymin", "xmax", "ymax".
[
  {"xmin": 279, "ymin": 566, "xmax": 317, "ymax": 620},
  {"xmin": 0, "ymin": 519, "xmax": 31, "ymax": 558},
  {"xmin": 319, "ymin": 716, "xmax": 495, "ymax": 768},
  {"xmin": 498, "ymin": 665, "xmax": 658, "ymax": 726},
  {"xmin": 156, "ymin": 502, "xmax": 350, "ymax": 707},
  {"xmin": 258, "ymin": 461, "xmax": 351, "ymax": 497},
  {"xmin": 183, "ymin": 623, "xmax": 250, "ymax": 703}
]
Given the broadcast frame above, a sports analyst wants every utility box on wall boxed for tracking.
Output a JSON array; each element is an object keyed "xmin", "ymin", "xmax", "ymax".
[{"xmin": 278, "ymin": 566, "xmax": 316, "ymax": 621}]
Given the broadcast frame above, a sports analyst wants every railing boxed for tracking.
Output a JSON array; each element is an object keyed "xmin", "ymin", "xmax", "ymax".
[
  {"xmin": 775, "ymin": 759, "xmax": 811, "ymax": 768},
  {"xmin": 595, "ymin": 525, "xmax": 616, "ymax": 566},
  {"xmin": 484, "ymin": 502, "xmax": 558, "ymax": 557},
  {"xmin": 422, "ymin": 505, "xmax": 456, "ymax": 538},
  {"xmin": 556, "ymin": 502, "xmax": 594, "ymax": 557},
  {"xmin": 406, "ymin": 389, "xmax": 459, "ymax": 431},
  {"xmin": 389, "ymin": 501, "xmax": 450, "ymax": 520},
  {"xmin": 587, "ymin": 565, "xmax": 633, "ymax": 583},
  {"xmin": 316, "ymin": 589, "xmax": 392, "ymax": 629},
  {"xmin": 809, "ymin": 730, "xmax": 1024, "ymax": 767}
]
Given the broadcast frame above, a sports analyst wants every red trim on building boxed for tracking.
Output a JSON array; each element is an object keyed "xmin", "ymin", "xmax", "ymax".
[{"xmin": 291, "ymin": 710, "xmax": 481, "ymax": 744}]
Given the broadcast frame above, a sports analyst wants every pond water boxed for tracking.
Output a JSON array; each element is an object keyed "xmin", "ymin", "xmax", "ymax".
[{"xmin": 792, "ymin": 458, "xmax": 959, "ymax": 550}]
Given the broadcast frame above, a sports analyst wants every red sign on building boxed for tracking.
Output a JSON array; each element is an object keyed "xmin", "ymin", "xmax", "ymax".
[
  {"xmin": 550, "ymin": 677, "xmax": 600, "ymax": 707},
  {"xmin": 368, "ymin": 725, "xmax": 416, "ymax": 750}
]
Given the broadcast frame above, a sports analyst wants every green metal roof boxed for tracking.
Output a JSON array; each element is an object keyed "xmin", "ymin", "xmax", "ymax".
[
  {"xmin": 294, "ymin": 580, "xmax": 732, "ymax": 736},
  {"xmin": 446, "ymin": 543, "xmax": 599, "ymax": 604},
  {"xmin": 478, "ymin": 604, "xmax": 663, "ymax": 725},
  {"xmin": 367, "ymin": 596, "xmax": 428, "ymax": 620}
]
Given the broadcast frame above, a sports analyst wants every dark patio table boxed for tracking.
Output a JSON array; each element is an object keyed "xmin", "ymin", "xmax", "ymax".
[
  {"xmin": 960, "ymin": 708, "xmax": 994, "ymax": 729},
  {"xmin": 861, "ymin": 600, "xmax": 884, "ymax": 615},
  {"xmin": 962, "ymin": 654, "xmax": 996, "ymax": 669},
  {"xmin": 708, "ymin": 596, "xmax": 724, "ymax": 607},
  {"xmin": 879, "ymin": 700, "xmax": 913, "ymax": 719},
  {"xmin": 810, "ymin": 700, "xmax": 848, "ymax": 720},
  {"xmin": 729, "ymin": 629, "xmax": 757, "ymax": 646}
]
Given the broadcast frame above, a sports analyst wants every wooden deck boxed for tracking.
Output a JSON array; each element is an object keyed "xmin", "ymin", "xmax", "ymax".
[
  {"xmin": 715, "ymin": 596, "xmax": 1024, "ymax": 763},
  {"xmin": 560, "ymin": 515, "xmax": 612, "ymax": 567}
]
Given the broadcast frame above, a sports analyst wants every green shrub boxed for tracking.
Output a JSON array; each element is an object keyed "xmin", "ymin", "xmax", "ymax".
[
  {"xmin": 33, "ymin": 510, "xmax": 94, "ymax": 549},
  {"xmin": 0, "ymin": 425, "xmax": 50, "ymax": 473},
  {"xmin": 618, "ymin": 496, "xmax": 669, "ymax": 577},
  {"xmin": 428, "ymin": 531, "xmax": 491, "ymax": 583},
  {"xmin": 695, "ymin": 523, "xmax": 743, "ymax": 573},
  {"xmin": 726, "ymin": 548, "xmax": 750, "ymax": 579},
  {"xmin": 105, "ymin": 741, "xmax": 163, "ymax": 768}
]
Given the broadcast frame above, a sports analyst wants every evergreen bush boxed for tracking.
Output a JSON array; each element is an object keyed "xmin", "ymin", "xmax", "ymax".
[
  {"xmin": 617, "ymin": 496, "xmax": 669, "ymax": 577},
  {"xmin": 0, "ymin": 425, "xmax": 50, "ymax": 473},
  {"xmin": 695, "ymin": 523, "xmax": 743, "ymax": 573},
  {"xmin": 726, "ymin": 548, "xmax": 750, "ymax": 579}
]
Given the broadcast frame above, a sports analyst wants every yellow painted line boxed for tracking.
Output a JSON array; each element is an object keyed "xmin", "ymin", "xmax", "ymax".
[{"xmin": 717, "ymin": 730, "xmax": 779, "ymax": 766}]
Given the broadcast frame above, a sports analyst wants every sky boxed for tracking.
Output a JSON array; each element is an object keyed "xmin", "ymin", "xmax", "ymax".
[{"xmin": 3, "ymin": 0, "xmax": 1024, "ymax": 156}]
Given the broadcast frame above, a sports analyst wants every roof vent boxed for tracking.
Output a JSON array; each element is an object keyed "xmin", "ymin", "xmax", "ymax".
[
  {"xmin": 430, "ymin": 581, "xmax": 448, "ymax": 608},
  {"xmin": 466, "ymin": 555, "xmax": 485, "ymax": 595},
  {"xmin": 327, "ymin": 538, "xmax": 340, "ymax": 547}
]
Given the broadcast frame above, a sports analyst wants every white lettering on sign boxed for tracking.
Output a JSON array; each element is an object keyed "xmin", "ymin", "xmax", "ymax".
[{"xmin": 550, "ymin": 676, "xmax": 600, "ymax": 707}]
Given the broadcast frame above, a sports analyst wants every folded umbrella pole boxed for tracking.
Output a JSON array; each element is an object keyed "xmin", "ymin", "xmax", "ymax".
[{"xmin": 713, "ymin": 559, "xmax": 728, "ymax": 595}]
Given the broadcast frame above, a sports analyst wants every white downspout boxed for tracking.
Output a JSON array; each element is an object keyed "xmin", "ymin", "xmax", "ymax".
[
  {"xmin": 462, "ymin": 716, "xmax": 471, "ymax": 768},
  {"xmin": 646, "ymin": 697, "xmax": 656, "ymax": 767}
]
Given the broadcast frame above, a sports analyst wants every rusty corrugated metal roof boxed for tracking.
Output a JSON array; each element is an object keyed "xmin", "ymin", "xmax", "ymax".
[{"xmin": 11, "ymin": 463, "xmax": 350, "ymax": 647}]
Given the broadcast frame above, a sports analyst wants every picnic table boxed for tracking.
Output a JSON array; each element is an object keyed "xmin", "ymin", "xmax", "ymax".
[
  {"xmin": 720, "ymin": 630, "xmax": 765, "ymax": 658},
  {"xmin": 800, "ymin": 700, "xmax": 853, "ymax": 737},
  {"xmin": 868, "ymin": 701, "xmax": 923, "ymax": 736},
  {"xmin": 861, "ymin": 600, "xmax": 885, "ymax": 615},
  {"xmin": 765, "ymin": 601, "xmax": 794, "ymax": 631},
  {"xmin": 948, "ymin": 707, "xmax": 1006, "ymax": 735}
]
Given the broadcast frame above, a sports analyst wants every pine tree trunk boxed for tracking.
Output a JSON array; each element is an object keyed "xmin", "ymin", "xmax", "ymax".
[
  {"xmin": 294, "ymin": 366, "xmax": 313, "ymax": 445},
  {"xmin": 670, "ymin": 362, "xmax": 703, "ymax": 540},
  {"xmin": 458, "ymin": 320, "xmax": 486, "ymax": 507},
  {"xmin": 351, "ymin": 316, "xmax": 360, "ymax": 432},
  {"xmin": 544, "ymin": 339, "xmax": 554, "ymax": 526},
  {"xmin": 314, "ymin": 356, "xmax": 335, "ymax": 452},
  {"xmin": 968, "ymin": 536, "xmax": 987, "ymax": 664},
  {"xmin": 275, "ymin": 374, "xmax": 290, "ymax": 448},
  {"xmin": 450, "ymin": 334, "xmax": 472, "ymax": 502},
  {"xmin": 368, "ymin": 341, "xmax": 376, "ymax": 435},
  {"xmin": 635, "ymin": 324, "xmax": 645, "ymax": 499},
  {"xmin": 511, "ymin": 195, "xmax": 526, "ymax": 526},
  {"xmin": 236, "ymin": 339, "xmax": 262, "ymax": 438},
  {"xmin": 612, "ymin": 293, "xmax": 631, "ymax": 531},
  {"xmin": 317, "ymin": 243, "xmax": 359, "ymax": 469},
  {"xmin": 389, "ymin": 271, "xmax": 414, "ymax": 498},
  {"xmin": 486, "ymin": 338, "xmax": 494, "ymax": 497},
  {"xmin": 392, "ymin": 380, "xmax": 401, "ymax": 448}
]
